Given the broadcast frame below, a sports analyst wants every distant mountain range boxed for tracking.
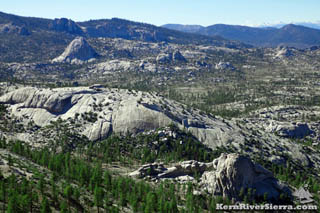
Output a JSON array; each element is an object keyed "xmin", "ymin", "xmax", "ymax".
[
  {"xmin": 0, "ymin": 11, "xmax": 232, "ymax": 46},
  {"xmin": 162, "ymin": 23, "xmax": 320, "ymax": 48},
  {"xmin": 257, "ymin": 22, "xmax": 320, "ymax": 30},
  {"xmin": 0, "ymin": 11, "xmax": 250, "ymax": 63},
  {"xmin": 1, "ymin": 10, "xmax": 319, "ymax": 64}
]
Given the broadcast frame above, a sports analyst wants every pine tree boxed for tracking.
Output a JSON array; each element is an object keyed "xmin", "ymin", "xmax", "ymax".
[
  {"xmin": 313, "ymin": 182, "xmax": 319, "ymax": 193},
  {"xmin": 31, "ymin": 182, "xmax": 39, "ymax": 213},
  {"xmin": 7, "ymin": 192, "xmax": 18, "ymax": 213},
  {"xmin": 131, "ymin": 198, "xmax": 138, "ymax": 213},
  {"xmin": 73, "ymin": 187, "xmax": 80, "ymax": 203},
  {"xmin": 239, "ymin": 187, "xmax": 245, "ymax": 200},
  {"xmin": 21, "ymin": 194, "xmax": 31, "ymax": 213},
  {"xmin": 186, "ymin": 193, "xmax": 194, "ymax": 213},
  {"xmin": 50, "ymin": 177, "xmax": 58, "ymax": 206},
  {"xmin": 247, "ymin": 188, "xmax": 252, "ymax": 202},
  {"xmin": 186, "ymin": 182, "xmax": 194, "ymax": 212},
  {"xmin": 158, "ymin": 196, "xmax": 165, "ymax": 213},
  {"xmin": 0, "ymin": 181, "xmax": 6, "ymax": 212},
  {"xmin": 169, "ymin": 197, "xmax": 178, "ymax": 213},
  {"xmin": 8, "ymin": 154, "xmax": 13, "ymax": 166},
  {"xmin": 21, "ymin": 178, "xmax": 29, "ymax": 194},
  {"xmin": 210, "ymin": 197, "xmax": 216, "ymax": 213},
  {"xmin": 40, "ymin": 197, "xmax": 51, "ymax": 213},
  {"xmin": 145, "ymin": 191, "xmax": 157, "ymax": 213},
  {"xmin": 119, "ymin": 191, "xmax": 126, "ymax": 207},
  {"xmin": 244, "ymin": 195, "xmax": 248, "ymax": 204},
  {"xmin": 64, "ymin": 184, "xmax": 73, "ymax": 212},
  {"xmin": 104, "ymin": 171, "xmax": 112, "ymax": 190},
  {"xmin": 60, "ymin": 201, "xmax": 68, "ymax": 213},
  {"xmin": 164, "ymin": 201, "xmax": 170, "ymax": 212},
  {"xmin": 94, "ymin": 184, "xmax": 104, "ymax": 213},
  {"xmin": 38, "ymin": 175, "xmax": 45, "ymax": 194},
  {"xmin": 105, "ymin": 192, "xmax": 113, "ymax": 212},
  {"xmin": 263, "ymin": 192, "xmax": 268, "ymax": 202}
]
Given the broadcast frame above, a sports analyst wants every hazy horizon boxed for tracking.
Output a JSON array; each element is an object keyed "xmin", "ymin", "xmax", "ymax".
[{"xmin": 1, "ymin": 0, "xmax": 320, "ymax": 27}]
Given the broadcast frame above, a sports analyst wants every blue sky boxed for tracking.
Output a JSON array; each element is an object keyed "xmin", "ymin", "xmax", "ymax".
[{"xmin": 2, "ymin": 0, "xmax": 320, "ymax": 26}]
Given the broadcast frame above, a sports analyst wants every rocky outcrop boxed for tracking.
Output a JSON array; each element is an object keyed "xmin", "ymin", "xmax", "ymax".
[
  {"xmin": 200, "ymin": 153, "xmax": 291, "ymax": 201},
  {"xmin": 172, "ymin": 50, "xmax": 187, "ymax": 62},
  {"xmin": 0, "ymin": 86, "xmax": 244, "ymax": 147},
  {"xmin": 156, "ymin": 53, "xmax": 172, "ymax": 63},
  {"xmin": 0, "ymin": 23, "xmax": 30, "ymax": 35},
  {"xmin": 266, "ymin": 121, "xmax": 312, "ymax": 138},
  {"xmin": 49, "ymin": 18, "xmax": 83, "ymax": 35},
  {"xmin": 215, "ymin": 61, "xmax": 234, "ymax": 70},
  {"xmin": 277, "ymin": 123, "xmax": 312, "ymax": 138},
  {"xmin": 90, "ymin": 60, "xmax": 132, "ymax": 73},
  {"xmin": 0, "ymin": 87, "xmax": 316, "ymax": 171},
  {"xmin": 309, "ymin": 46, "xmax": 320, "ymax": 51},
  {"xmin": 274, "ymin": 47, "xmax": 294, "ymax": 59},
  {"xmin": 195, "ymin": 61, "xmax": 209, "ymax": 67},
  {"xmin": 0, "ymin": 150, "xmax": 34, "ymax": 179},
  {"xmin": 129, "ymin": 163, "xmax": 167, "ymax": 179},
  {"xmin": 130, "ymin": 160, "xmax": 212, "ymax": 180},
  {"xmin": 139, "ymin": 61, "xmax": 157, "ymax": 72},
  {"xmin": 130, "ymin": 153, "xmax": 291, "ymax": 202},
  {"xmin": 52, "ymin": 37, "xmax": 98, "ymax": 64},
  {"xmin": 156, "ymin": 50, "xmax": 186, "ymax": 63}
]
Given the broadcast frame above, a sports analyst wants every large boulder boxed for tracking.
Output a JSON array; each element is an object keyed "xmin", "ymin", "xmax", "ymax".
[
  {"xmin": 52, "ymin": 37, "xmax": 98, "ymax": 64},
  {"xmin": 200, "ymin": 153, "xmax": 291, "ymax": 201}
]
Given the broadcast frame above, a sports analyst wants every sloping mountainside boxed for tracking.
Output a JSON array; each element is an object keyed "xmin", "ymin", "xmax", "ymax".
[
  {"xmin": 79, "ymin": 18, "xmax": 230, "ymax": 46},
  {"xmin": 1, "ymin": 86, "xmax": 319, "ymax": 168},
  {"xmin": 0, "ymin": 85, "xmax": 319, "ymax": 211},
  {"xmin": 0, "ymin": 11, "xmax": 248, "ymax": 63},
  {"xmin": 258, "ymin": 22, "xmax": 320, "ymax": 30},
  {"xmin": 161, "ymin": 24, "xmax": 205, "ymax": 33},
  {"xmin": 163, "ymin": 23, "xmax": 320, "ymax": 48},
  {"xmin": 0, "ymin": 11, "xmax": 320, "ymax": 212}
]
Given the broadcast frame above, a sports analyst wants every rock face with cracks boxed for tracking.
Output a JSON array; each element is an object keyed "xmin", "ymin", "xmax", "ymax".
[
  {"xmin": 0, "ymin": 86, "xmax": 317, "ymax": 170},
  {"xmin": 129, "ymin": 160, "xmax": 212, "ymax": 180},
  {"xmin": 49, "ymin": 18, "xmax": 83, "ymax": 35},
  {"xmin": 129, "ymin": 153, "xmax": 291, "ymax": 202},
  {"xmin": 0, "ymin": 86, "xmax": 243, "ymax": 147},
  {"xmin": 200, "ymin": 153, "xmax": 291, "ymax": 201},
  {"xmin": 52, "ymin": 37, "xmax": 98, "ymax": 64},
  {"xmin": 156, "ymin": 50, "xmax": 186, "ymax": 63},
  {"xmin": 267, "ymin": 122, "xmax": 312, "ymax": 138}
]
